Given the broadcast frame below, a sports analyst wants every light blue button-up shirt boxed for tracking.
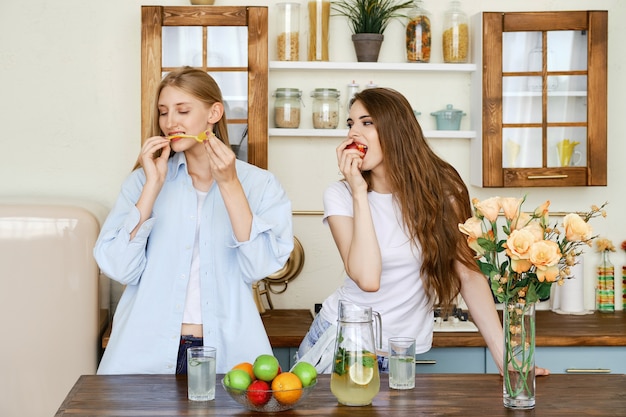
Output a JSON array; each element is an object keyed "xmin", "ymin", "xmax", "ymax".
[{"xmin": 94, "ymin": 152, "xmax": 293, "ymax": 374}]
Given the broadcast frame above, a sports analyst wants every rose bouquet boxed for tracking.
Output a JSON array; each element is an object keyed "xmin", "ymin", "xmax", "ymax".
[
  {"xmin": 458, "ymin": 196, "xmax": 607, "ymax": 409},
  {"xmin": 458, "ymin": 196, "xmax": 607, "ymax": 305}
]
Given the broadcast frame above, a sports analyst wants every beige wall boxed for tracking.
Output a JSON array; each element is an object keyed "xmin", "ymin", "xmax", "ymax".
[{"xmin": 1, "ymin": 0, "xmax": 624, "ymax": 313}]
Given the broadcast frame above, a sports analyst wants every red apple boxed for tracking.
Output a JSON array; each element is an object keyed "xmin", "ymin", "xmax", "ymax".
[
  {"xmin": 346, "ymin": 142, "xmax": 368, "ymax": 156},
  {"xmin": 246, "ymin": 380, "xmax": 271, "ymax": 407}
]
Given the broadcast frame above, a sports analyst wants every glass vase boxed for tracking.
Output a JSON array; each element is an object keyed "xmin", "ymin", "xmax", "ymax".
[{"xmin": 503, "ymin": 301, "xmax": 536, "ymax": 409}]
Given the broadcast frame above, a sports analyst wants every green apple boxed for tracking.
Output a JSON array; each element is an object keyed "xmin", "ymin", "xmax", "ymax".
[
  {"xmin": 224, "ymin": 369, "xmax": 252, "ymax": 391},
  {"xmin": 252, "ymin": 354, "xmax": 280, "ymax": 382},
  {"xmin": 291, "ymin": 361, "xmax": 318, "ymax": 387}
]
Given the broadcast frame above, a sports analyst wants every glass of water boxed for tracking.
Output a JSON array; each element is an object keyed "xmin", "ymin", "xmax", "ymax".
[
  {"xmin": 187, "ymin": 346, "xmax": 217, "ymax": 401},
  {"xmin": 388, "ymin": 337, "xmax": 416, "ymax": 390}
]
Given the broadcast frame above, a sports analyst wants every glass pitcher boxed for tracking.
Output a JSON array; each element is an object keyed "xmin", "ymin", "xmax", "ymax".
[{"xmin": 330, "ymin": 300, "xmax": 381, "ymax": 406}]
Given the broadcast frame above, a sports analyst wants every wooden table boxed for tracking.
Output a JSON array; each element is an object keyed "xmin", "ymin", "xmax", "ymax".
[{"xmin": 55, "ymin": 373, "xmax": 626, "ymax": 416}]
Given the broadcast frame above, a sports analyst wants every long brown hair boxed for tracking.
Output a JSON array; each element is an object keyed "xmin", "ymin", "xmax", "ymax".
[{"xmin": 352, "ymin": 87, "xmax": 479, "ymax": 309}]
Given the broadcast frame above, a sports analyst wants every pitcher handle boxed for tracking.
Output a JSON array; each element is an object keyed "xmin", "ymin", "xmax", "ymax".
[{"xmin": 372, "ymin": 311, "xmax": 382, "ymax": 351}]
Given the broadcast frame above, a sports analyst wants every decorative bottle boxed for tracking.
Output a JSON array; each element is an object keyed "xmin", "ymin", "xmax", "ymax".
[
  {"xmin": 622, "ymin": 265, "xmax": 626, "ymax": 310},
  {"xmin": 406, "ymin": 0, "xmax": 431, "ymax": 63},
  {"xmin": 596, "ymin": 250, "xmax": 615, "ymax": 312},
  {"xmin": 442, "ymin": 0, "xmax": 469, "ymax": 63}
]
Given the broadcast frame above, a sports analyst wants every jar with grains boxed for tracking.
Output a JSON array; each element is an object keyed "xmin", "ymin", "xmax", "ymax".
[
  {"xmin": 277, "ymin": 2, "xmax": 300, "ymax": 61},
  {"xmin": 274, "ymin": 88, "xmax": 302, "ymax": 128},
  {"xmin": 311, "ymin": 88, "xmax": 340, "ymax": 129},
  {"xmin": 406, "ymin": 0, "xmax": 431, "ymax": 63},
  {"xmin": 442, "ymin": 0, "xmax": 469, "ymax": 63},
  {"xmin": 307, "ymin": 0, "xmax": 330, "ymax": 61}
]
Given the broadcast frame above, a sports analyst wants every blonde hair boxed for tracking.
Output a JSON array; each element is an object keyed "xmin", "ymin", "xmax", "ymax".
[
  {"xmin": 351, "ymin": 87, "xmax": 479, "ymax": 309},
  {"xmin": 150, "ymin": 66, "xmax": 229, "ymax": 145},
  {"xmin": 134, "ymin": 67, "xmax": 230, "ymax": 170}
]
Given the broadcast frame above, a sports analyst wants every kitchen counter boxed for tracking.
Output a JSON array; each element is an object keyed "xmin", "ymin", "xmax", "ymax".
[
  {"xmin": 433, "ymin": 310, "xmax": 626, "ymax": 347},
  {"xmin": 102, "ymin": 309, "xmax": 625, "ymax": 349},
  {"xmin": 55, "ymin": 373, "xmax": 626, "ymax": 416}
]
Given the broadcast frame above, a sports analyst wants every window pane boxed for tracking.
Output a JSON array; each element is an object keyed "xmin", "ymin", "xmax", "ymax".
[
  {"xmin": 547, "ymin": 76, "xmax": 587, "ymax": 123},
  {"xmin": 503, "ymin": 77, "xmax": 542, "ymax": 124},
  {"xmin": 547, "ymin": 30, "xmax": 587, "ymax": 72},
  {"xmin": 162, "ymin": 27, "xmax": 203, "ymax": 67},
  {"xmin": 503, "ymin": 128, "xmax": 542, "ymax": 168},
  {"xmin": 503, "ymin": 32, "xmax": 538, "ymax": 73},
  {"xmin": 207, "ymin": 27, "xmax": 248, "ymax": 67},
  {"xmin": 548, "ymin": 127, "xmax": 587, "ymax": 168}
]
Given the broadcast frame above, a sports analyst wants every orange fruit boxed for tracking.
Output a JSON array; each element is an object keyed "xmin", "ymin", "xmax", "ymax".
[
  {"xmin": 270, "ymin": 372, "xmax": 303, "ymax": 405},
  {"xmin": 232, "ymin": 362, "xmax": 255, "ymax": 380}
]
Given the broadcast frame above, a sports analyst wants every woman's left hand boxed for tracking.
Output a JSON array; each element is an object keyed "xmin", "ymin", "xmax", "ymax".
[
  {"xmin": 536, "ymin": 365, "xmax": 550, "ymax": 376},
  {"xmin": 204, "ymin": 132, "xmax": 237, "ymax": 184}
]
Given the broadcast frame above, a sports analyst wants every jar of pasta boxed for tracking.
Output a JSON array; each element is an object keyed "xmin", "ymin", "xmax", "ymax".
[
  {"xmin": 406, "ymin": 0, "xmax": 431, "ymax": 63},
  {"xmin": 311, "ymin": 88, "xmax": 340, "ymax": 129},
  {"xmin": 277, "ymin": 2, "xmax": 300, "ymax": 61},
  {"xmin": 274, "ymin": 88, "xmax": 302, "ymax": 128},
  {"xmin": 442, "ymin": 0, "xmax": 469, "ymax": 63}
]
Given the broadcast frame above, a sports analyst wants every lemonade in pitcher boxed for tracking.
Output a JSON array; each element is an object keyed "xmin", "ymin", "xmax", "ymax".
[{"xmin": 330, "ymin": 350, "xmax": 380, "ymax": 406}]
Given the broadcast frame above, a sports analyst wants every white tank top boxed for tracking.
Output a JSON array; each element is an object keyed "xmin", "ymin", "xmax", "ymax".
[{"xmin": 182, "ymin": 189, "xmax": 207, "ymax": 324}]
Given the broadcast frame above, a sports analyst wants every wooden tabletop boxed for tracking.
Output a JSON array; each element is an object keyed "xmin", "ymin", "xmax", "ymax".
[
  {"xmin": 55, "ymin": 373, "xmax": 626, "ymax": 416},
  {"xmin": 433, "ymin": 310, "xmax": 626, "ymax": 348}
]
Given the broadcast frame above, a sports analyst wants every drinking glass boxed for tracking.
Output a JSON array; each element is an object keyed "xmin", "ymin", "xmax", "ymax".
[
  {"xmin": 187, "ymin": 346, "xmax": 217, "ymax": 401},
  {"xmin": 388, "ymin": 337, "xmax": 416, "ymax": 390}
]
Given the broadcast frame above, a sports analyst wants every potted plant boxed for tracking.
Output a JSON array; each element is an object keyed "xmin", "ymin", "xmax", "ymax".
[{"xmin": 332, "ymin": 0, "xmax": 413, "ymax": 62}]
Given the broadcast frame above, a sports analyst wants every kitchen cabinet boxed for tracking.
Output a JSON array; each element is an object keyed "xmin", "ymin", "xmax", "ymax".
[
  {"xmin": 415, "ymin": 347, "xmax": 486, "ymax": 374},
  {"xmin": 486, "ymin": 346, "xmax": 626, "ymax": 374},
  {"xmin": 141, "ymin": 6, "xmax": 269, "ymax": 168},
  {"xmin": 470, "ymin": 11, "xmax": 607, "ymax": 187}
]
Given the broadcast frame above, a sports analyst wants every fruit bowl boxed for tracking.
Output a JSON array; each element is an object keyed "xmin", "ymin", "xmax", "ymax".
[{"xmin": 221, "ymin": 379, "xmax": 317, "ymax": 412}]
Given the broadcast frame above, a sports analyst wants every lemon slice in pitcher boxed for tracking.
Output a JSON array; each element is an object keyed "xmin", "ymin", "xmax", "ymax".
[{"xmin": 348, "ymin": 362, "xmax": 374, "ymax": 385}]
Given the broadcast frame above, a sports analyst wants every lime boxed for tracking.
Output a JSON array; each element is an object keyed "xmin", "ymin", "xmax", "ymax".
[{"xmin": 348, "ymin": 362, "xmax": 374, "ymax": 385}]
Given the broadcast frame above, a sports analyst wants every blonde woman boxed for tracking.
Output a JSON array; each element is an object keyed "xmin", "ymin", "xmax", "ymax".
[{"xmin": 95, "ymin": 67, "xmax": 293, "ymax": 375}]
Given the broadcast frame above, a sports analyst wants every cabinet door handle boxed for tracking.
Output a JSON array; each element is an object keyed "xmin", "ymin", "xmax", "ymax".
[
  {"xmin": 565, "ymin": 368, "xmax": 611, "ymax": 374},
  {"xmin": 415, "ymin": 360, "xmax": 437, "ymax": 365},
  {"xmin": 527, "ymin": 174, "xmax": 568, "ymax": 180}
]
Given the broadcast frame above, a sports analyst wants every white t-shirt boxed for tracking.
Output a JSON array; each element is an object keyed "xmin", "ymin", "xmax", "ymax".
[
  {"xmin": 320, "ymin": 181, "xmax": 433, "ymax": 354},
  {"xmin": 182, "ymin": 188, "xmax": 207, "ymax": 324}
]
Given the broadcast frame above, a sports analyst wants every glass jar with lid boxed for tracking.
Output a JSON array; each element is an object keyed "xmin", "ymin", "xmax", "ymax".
[
  {"xmin": 406, "ymin": 0, "xmax": 431, "ymax": 63},
  {"xmin": 442, "ymin": 0, "xmax": 469, "ymax": 63},
  {"xmin": 311, "ymin": 88, "xmax": 340, "ymax": 129},
  {"xmin": 273, "ymin": 88, "xmax": 302, "ymax": 128}
]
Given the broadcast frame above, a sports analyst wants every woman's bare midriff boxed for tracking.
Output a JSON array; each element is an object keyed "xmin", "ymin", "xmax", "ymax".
[{"xmin": 181, "ymin": 323, "xmax": 203, "ymax": 338}]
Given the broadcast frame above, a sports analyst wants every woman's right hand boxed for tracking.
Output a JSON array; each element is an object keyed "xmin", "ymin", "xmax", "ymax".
[
  {"xmin": 337, "ymin": 139, "xmax": 367, "ymax": 193},
  {"xmin": 138, "ymin": 136, "xmax": 171, "ymax": 186}
]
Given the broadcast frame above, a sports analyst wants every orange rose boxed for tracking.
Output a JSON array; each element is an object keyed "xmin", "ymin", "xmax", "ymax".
[
  {"xmin": 563, "ymin": 213, "xmax": 592, "ymax": 242},
  {"xmin": 475, "ymin": 197, "xmax": 501, "ymax": 222},
  {"xmin": 511, "ymin": 212, "xmax": 531, "ymax": 231},
  {"xmin": 458, "ymin": 217, "xmax": 485, "ymax": 256},
  {"xmin": 500, "ymin": 197, "xmax": 523, "ymax": 221},
  {"xmin": 521, "ymin": 221, "xmax": 544, "ymax": 241},
  {"xmin": 505, "ymin": 229, "xmax": 536, "ymax": 273},
  {"xmin": 529, "ymin": 240, "xmax": 562, "ymax": 282},
  {"xmin": 533, "ymin": 200, "xmax": 550, "ymax": 222}
]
